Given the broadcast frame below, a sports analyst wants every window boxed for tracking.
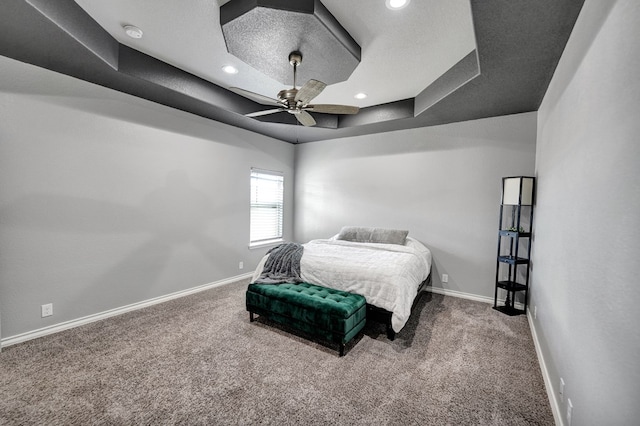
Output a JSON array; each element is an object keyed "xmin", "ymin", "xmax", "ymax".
[{"xmin": 250, "ymin": 169, "xmax": 284, "ymax": 246}]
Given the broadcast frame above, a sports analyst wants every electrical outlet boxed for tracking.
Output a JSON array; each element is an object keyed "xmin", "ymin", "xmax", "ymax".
[
  {"xmin": 442, "ymin": 274, "xmax": 449, "ymax": 283},
  {"xmin": 41, "ymin": 303, "xmax": 53, "ymax": 318},
  {"xmin": 559, "ymin": 378, "xmax": 565, "ymax": 402},
  {"xmin": 567, "ymin": 398, "xmax": 573, "ymax": 426},
  {"xmin": 239, "ymin": 261, "xmax": 244, "ymax": 270}
]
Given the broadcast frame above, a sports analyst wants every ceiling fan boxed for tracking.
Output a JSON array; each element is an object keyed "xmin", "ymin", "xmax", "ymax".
[{"xmin": 230, "ymin": 52, "xmax": 360, "ymax": 127}]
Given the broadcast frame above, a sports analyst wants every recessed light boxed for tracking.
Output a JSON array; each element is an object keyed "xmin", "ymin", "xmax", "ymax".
[
  {"xmin": 354, "ymin": 93, "xmax": 368, "ymax": 100},
  {"xmin": 222, "ymin": 65, "xmax": 239, "ymax": 74},
  {"xmin": 123, "ymin": 25, "xmax": 143, "ymax": 39},
  {"xmin": 386, "ymin": 0, "xmax": 410, "ymax": 10}
]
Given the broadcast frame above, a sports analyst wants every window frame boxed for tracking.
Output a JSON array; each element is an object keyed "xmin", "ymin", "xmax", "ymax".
[{"xmin": 249, "ymin": 168, "xmax": 284, "ymax": 248}]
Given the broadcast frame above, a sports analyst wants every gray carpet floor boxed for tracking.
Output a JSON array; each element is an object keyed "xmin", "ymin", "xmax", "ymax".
[{"xmin": 0, "ymin": 279, "xmax": 554, "ymax": 425}]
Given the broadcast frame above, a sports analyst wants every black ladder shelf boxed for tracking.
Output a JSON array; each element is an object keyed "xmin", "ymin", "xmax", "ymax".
[{"xmin": 493, "ymin": 177, "xmax": 535, "ymax": 316}]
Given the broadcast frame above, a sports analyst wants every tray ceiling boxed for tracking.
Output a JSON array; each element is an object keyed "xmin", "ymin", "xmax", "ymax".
[{"xmin": 0, "ymin": 0, "xmax": 585, "ymax": 143}]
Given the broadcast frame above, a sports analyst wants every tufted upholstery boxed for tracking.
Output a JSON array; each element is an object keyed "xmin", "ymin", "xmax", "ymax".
[{"xmin": 246, "ymin": 282, "xmax": 366, "ymax": 356}]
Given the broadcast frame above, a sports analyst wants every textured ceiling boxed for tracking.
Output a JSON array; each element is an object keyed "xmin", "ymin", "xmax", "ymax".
[
  {"xmin": 0, "ymin": 0, "xmax": 585, "ymax": 144},
  {"xmin": 220, "ymin": 0, "xmax": 362, "ymax": 86}
]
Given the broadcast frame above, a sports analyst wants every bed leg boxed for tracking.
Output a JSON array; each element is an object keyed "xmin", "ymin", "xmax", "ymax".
[
  {"xmin": 387, "ymin": 325, "xmax": 396, "ymax": 341},
  {"xmin": 339, "ymin": 343, "xmax": 345, "ymax": 357},
  {"xmin": 250, "ymin": 312, "xmax": 255, "ymax": 322}
]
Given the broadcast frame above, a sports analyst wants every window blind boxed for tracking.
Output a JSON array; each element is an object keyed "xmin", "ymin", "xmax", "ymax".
[{"xmin": 250, "ymin": 169, "xmax": 284, "ymax": 245}]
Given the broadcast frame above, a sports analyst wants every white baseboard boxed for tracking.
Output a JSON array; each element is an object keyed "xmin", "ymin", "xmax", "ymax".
[
  {"xmin": 1, "ymin": 272, "xmax": 254, "ymax": 349},
  {"xmin": 426, "ymin": 285, "xmax": 525, "ymax": 310},
  {"xmin": 1, "ymin": 279, "xmax": 533, "ymax": 350},
  {"xmin": 426, "ymin": 285, "xmax": 494, "ymax": 304},
  {"xmin": 527, "ymin": 310, "xmax": 562, "ymax": 426}
]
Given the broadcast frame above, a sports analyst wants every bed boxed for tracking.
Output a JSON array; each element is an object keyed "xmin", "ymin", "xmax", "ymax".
[{"xmin": 251, "ymin": 226, "xmax": 432, "ymax": 338}]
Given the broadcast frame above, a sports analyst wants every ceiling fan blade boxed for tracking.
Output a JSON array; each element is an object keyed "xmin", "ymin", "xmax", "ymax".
[
  {"xmin": 229, "ymin": 87, "xmax": 280, "ymax": 106},
  {"xmin": 294, "ymin": 79, "xmax": 327, "ymax": 105},
  {"xmin": 305, "ymin": 104, "xmax": 360, "ymax": 115},
  {"xmin": 246, "ymin": 108, "xmax": 285, "ymax": 117},
  {"xmin": 295, "ymin": 110, "xmax": 317, "ymax": 127}
]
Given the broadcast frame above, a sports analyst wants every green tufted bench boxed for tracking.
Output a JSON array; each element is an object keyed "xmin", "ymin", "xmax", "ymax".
[{"xmin": 246, "ymin": 282, "xmax": 366, "ymax": 356}]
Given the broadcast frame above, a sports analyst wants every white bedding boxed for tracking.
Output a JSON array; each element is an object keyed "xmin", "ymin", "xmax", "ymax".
[{"xmin": 251, "ymin": 237, "xmax": 432, "ymax": 333}]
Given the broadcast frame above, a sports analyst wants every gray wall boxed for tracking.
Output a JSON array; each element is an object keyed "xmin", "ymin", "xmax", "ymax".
[
  {"xmin": 293, "ymin": 112, "xmax": 537, "ymax": 299},
  {"xmin": 531, "ymin": 0, "xmax": 640, "ymax": 424},
  {"xmin": 0, "ymin": 57, "xmax": 295, "ymax": 339}
]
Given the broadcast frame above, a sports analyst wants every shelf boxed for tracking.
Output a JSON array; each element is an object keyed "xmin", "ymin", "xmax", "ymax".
[
  {"xmin": 495, "ymin": 177, "xmax": 535, "ymax": 317},
  {"xmin": 496, "ymin": 280, "xmax": 527, "ymax": 291},
  {"xmin": 493, "ymin": 305, "xmax": 525, "ymax": 316},
  {"xmin": 499, "ymin": 230, "xmax": 531, "ymax": 238},
  {"xmin": 498, "ymin": 255, "xmax": 529, "ymax": 265}
]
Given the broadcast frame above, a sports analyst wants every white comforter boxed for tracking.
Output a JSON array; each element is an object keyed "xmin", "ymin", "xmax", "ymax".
[{"xmin": 252, "ymin": 237, "xmax": 432, "ymax": 333}]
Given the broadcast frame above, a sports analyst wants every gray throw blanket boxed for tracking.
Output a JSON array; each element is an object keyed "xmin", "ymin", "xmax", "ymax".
[{"xmin": 255, "ymin": 242, "xmax": 303, "ymax": 284}]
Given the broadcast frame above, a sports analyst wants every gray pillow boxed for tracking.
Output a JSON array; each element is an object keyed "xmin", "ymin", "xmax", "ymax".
[{"xmin": 336, "ymin": 226, "xmax": 409, "ymax": 245}]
